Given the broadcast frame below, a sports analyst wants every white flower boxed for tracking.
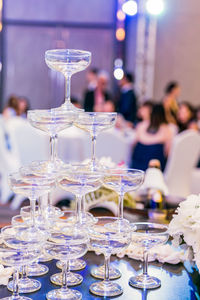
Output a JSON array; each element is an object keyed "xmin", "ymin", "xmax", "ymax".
[{"xmin": 169, "ymin": 193, "xmax": 200, "ymax": 271}]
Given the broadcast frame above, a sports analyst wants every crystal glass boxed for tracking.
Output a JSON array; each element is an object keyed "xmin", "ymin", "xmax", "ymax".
[
  {"xmin": 57, "ymin": 164, "xmax": 100, "ymax": 272},
  {"xmin": 0, "ymin": 225, "xmax": 45, "ymax": 300},
  {"xmin": 8, "ymin": 170, "xmax": 55, "ymax": 231},
  {"xmin": 49, "ymin": 210, "xmax": 86, "ymax": 286},
  {"xmin": 45, "ymin": 49, "xmax": 91, "ymax": 112},
  {"xmin": 92, "ymin": 168, "xmax": 144, "ymax": 280},
  {"xmin": 27, "ymin": 109, "xmax": 77, "ymax": 173},
  {"xmin": 89, "ymin": 217, "xmax": 131, "ymax": 297},
  {"xmin": 129, "ymin": 222, "xmax": 169, "ymax": 289},
  {"xmin": 10, "ymin": 216, "xmax": 42, "ymax": 293},
  {"xmin": 103, "ymin": 168, "xmax": 145, "ymax": 222},
  {"xmin": 45, "ymin": 223, "xmax": 88, "ymax": 300},
  {"xmin": 74, "ymin": 112, "xmax": 117, "ymax": 170},
  {"xmin": 59, "ymin": 166, "xmax": 102, "ymax": 223}
]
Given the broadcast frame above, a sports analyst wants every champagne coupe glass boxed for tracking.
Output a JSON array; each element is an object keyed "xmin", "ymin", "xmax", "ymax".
[
  {"xmin": 10, "ymin": 216, "xmax": 42, "ymax": 293},
  {"xmin": 57, "ymin": 167, "xmax": 102, "ymax": 272},
  {"xmin": 8, "ymin": 169, "xmax": 55, "ymax": 276},
  {"xmin": 75, "ymin": 112, "xmax": 117, "ymax": 170},
  {"xmin": 89, "ymin": 217, "xmax": 131, "ymax": 297},
  {"xmin": 50, "ymin": 210, "xmax": 85, "ymax": 286},
  {"xmin": 45, "ymin": 49, "xmax": 91, "ymax": 112},
  {"xmin": 91, "ymin": 168, "xmax": 144, "ymax": 280},
  {"xmin": 27, "ymin": 109, "xmax": 77, "ymax": 173},
  {"xmin": 129, "ymin": 222, "xmax": 169, "ymax": 289},
  {"xmin": 45, "ymin": 223, "xmax": 88, "ymax": 300},
  {"xmin": 0, "ymin": 225, "xmax": 46, "ymax": 300}
]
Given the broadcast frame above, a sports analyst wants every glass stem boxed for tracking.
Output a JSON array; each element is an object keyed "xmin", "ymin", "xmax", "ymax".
[
  {"xmin": 21, "ymin": 265, "xmax": 27, "ymax": 280},
  {"xmin": 104, "ymin": 255, "xmax": 110, "ymax": 281},
  {"xmin": 47, "ymin": 192, "xmax": 52, "ymax": 208},
  {"xmin": 118, "ymin": 192, "xmax": 124, "ymax": 219},
  {"xmin": 143, "ymin": 249, "xmax": 148, "ymax": 276},
  {"xmin": 30, "ymin": 198, "xmax": 36, "ymax": 227},
  {"xmin": 65, "ymin": 75, "xmax": 71, "ymax": 104},
  {"xmin": 76, "ymin": 195, "xmax": 82, "ymax": 223},
  {"xmin": 91, "ymin": 135, "xmax": 97, "ymax": 170},
  {"xmin": 62, "ymin": 261, "xmax": 70, "ymax": 290},
  {"xmin": 82, "ymin": 195, "xmax": 86, "ymax": 214},
  {"xmin": 50, "ymin": 134, "xmax": 58, "ymax": 163},
  {"xmin": 12, "ymin": 269, "xmax": 19, "ymax": 298}
]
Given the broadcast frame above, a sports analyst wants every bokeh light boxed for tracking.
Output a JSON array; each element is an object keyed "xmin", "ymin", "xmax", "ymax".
[
  {"xmin": 114, "ymin": 58, "xmax": 123, "ymax": 68},
  {"xmin": 114, "ymin": 68, "xmax": 124, "ymax": 80},
  {"xmin": 116, "ymin": 28, "xmax": 126, "ymax": 41},
  {"xmin": 146, "ymin": 0, "xmax": 164, "ymax": 15},
  {"xmin": 122, "ymin": 0, "xmax": 138, "ymax": 16},
  {"xmin": 117, "ymin": 9, "xmax": 126, "ymax": 21}
]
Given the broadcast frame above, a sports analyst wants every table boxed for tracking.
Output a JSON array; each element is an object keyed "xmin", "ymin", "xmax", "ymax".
[{"xmin": 0, "ymin": 252, "xmax": 198, "ymax": 299}]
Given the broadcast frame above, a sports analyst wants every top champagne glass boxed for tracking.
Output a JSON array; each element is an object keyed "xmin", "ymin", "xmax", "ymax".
[{"xmin": 45, "ymin": 49, "xmax": 91, "ymax": 111}]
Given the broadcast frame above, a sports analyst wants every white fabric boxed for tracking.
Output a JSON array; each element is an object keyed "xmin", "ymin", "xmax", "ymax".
[
  {"xmin": 6, "ymin": 117, "xmax": 49, "ymax": 165},
  {"xmin": 164, "ymin": 130, "xmax": 200, "ymax": 200},
  {"xmin": 190, "ymin": 168, "xmax": 200, "ymax": 194},
  {"xmin": 0, "ymin": 117, "xmax": 21, "ymax": 203}
]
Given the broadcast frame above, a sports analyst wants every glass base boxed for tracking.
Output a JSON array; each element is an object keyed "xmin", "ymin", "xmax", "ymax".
[
  {"xmin": 60, "ymin": 101, "xmax": 84, "ymax": 112},
  {"xmin": 129, "ymin": 274, "xmax": 161, "ymax": 289},
  {"xmin": 56, "ymin": 259, "xmax": 86, "ymax": 271},
  {"xmin": 7, "ymin": 278, "xmax": 41, "ymax": 293},
  {"xmin": 45, "ymin": 205, "xmax": 64, "ymax": 219},
  {"xmin": 38, "ymin": 252, "xmax": 53, "ymax": 263},
  {"xmin": 32, "ymin": 159, "xmax": 65, "ymax": 175},
  {"xmin": 26, "ymin": 263, "xmax": 49, "ymax": 277},
  {"xmin": 50, "ymin": 272, "xmax": 83, "ymax": 286},
  {"xmin": 91, "ymin": 265, "xmax": 121, "ymax": 280},
  {"xmin": 1, "ymin": 297, "xmax": 32, "ymax": 300},
  {"xmin": 46, "ymin": 287, "xmax": 82, "ymax": 300},
  {"xmin": 89, "ymin": 280, "xmax": 123, "ymax": 297}
]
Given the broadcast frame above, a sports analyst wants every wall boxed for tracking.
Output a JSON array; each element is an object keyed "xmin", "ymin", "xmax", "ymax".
[
  {"xmin": 2, "ymin": 0, "xmax": 116, "ymax": 109},
  {"xmin": 154, "ymin": 0, "xmax": 200, "ymax": 106}
]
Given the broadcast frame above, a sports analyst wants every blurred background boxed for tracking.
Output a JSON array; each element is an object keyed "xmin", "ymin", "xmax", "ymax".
[{"xmin": 0, "ymin": 0, "xmax": 200, "ymax": 109}]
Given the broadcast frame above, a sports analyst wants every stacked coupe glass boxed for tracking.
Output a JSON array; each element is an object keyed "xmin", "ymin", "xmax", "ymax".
[{"xmin": 0, "ymin": 49, "xmax": 169, "ymax": 300}]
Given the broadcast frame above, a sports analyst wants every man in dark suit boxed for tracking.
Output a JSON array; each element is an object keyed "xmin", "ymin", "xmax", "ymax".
[
  {"xmin": 118, "ymin": 72, "xmax": 138, "ymax": 124},
  {"xmin": 84, "ymin": 71, "xmax": 111, "ymax": 112}
]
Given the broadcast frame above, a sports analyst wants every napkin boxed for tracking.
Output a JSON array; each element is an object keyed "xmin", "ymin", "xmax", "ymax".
[
  {"xmin": 117, "ymin": 243, "xmax": 190, "ymax": 264},
  {"xmin": 0, "ymin": 264, "xmax": 13, "ymax": 286}
]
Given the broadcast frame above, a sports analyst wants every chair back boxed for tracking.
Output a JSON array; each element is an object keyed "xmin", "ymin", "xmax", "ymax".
[
  {"xmin": 6, "ymin": 117, "xmax": 49, "ymax": 165},
  {"xmin": 164, "ymin": 130, "xmax": 200, "ymax": 198}
]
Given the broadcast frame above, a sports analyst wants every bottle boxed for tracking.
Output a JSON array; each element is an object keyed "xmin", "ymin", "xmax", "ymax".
[{"xmin": 145, "ymin": 159, "xmax": 166, "ymax": 210}]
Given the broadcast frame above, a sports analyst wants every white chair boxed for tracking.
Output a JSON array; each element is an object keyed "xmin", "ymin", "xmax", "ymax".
[
  {"xmin": 164, "ymin": 130, "xmax": 200, "ymax": 201},
  {"xmin": 0, "ymin": 117, "xmax": 21, "ymax": 205},
  {"xmin": 96, "ymin": 129, "xmax": 134, "ymax": 165},
  {"xmin": 6, "ymin": 117, "xmax": 49, "ymax": 165}
]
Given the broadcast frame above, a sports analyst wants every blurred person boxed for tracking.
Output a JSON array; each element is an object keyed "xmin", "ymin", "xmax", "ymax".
[
  {"xmin": 18, "ymin": 96, "xmax": 30, "ymax": 118},
  {"xmin": 196, "ymin": 106, "xmax": 200, "ymax": 130},
  {"xmin": 177, "ymin": 101, "xmax": 198, "ymax": 132},
  {"xmin": 86, "ymin": 68, "xmax": 98, "ymax": 91},
  {"xmin": 71, "ymin": 97, "xmax": 82, "ymax": 109},
  {"xmin": 130, "ymin": 104, "xmax": 173, "ymax": 171},
  {"xmin": 117, "ymin": 72, "xmax": 137, "ymax": 125},
  {"xmin": 103, "ymin": 100, "xmax": 115, "ymax": 112},
  {"xmin": 83, "ymin": 70, "xmax": 111, "ymax": 112},
  {"xmin": 3, "ymin": 95, "xmax": 19, "ymax": 119},
  {"xmin": 137, "ymin": 100, "xmax": 153, "ymax": 122},
  {"xmin": 163, "ymin": 81, "xmax": 180, "ymax": 124}
]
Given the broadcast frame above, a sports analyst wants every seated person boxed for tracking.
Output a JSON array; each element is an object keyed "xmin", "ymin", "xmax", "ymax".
[
  {"xmin": 130, "ymin": 104, "xmax": 173, "ymax": 171},
  {"xmin": 3, "ymin": 95, "xmax": 19, "ymax": 119},
  {"xmin": 83, "ymin": 70, "xmax": 111, "ymax": 112},
  {"xmin": 177, "ymin": 101, "xmax": 198, "ymax": 132},
  {"xmin": 137, "ymin": 100, "xmax": 153, "ymax": 123}
]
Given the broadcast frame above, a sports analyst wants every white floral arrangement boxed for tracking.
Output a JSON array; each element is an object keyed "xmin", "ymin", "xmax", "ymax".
[{"xmin": 168, "ymin": 194, "xmax": 200, "ymax": 270}]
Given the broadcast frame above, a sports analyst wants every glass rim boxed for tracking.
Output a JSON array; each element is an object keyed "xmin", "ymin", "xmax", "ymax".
[
  {"xmin": 27, "ymin": 109, "xmax": 77, "ymax": 116},
  {"xmin": 78, "ymin": 112, "xmax": 117, "ymax": 117},
  {"xmin": 130, "ymin": 222, "xmax": 168, "ymax": 235},
  {"xmin": 45, "ymin": 49, "xmax": 91, "ymax": 58},
  {"xmin": 104, "ymin": 168, "xmax": 145, "ymax": 176}
]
